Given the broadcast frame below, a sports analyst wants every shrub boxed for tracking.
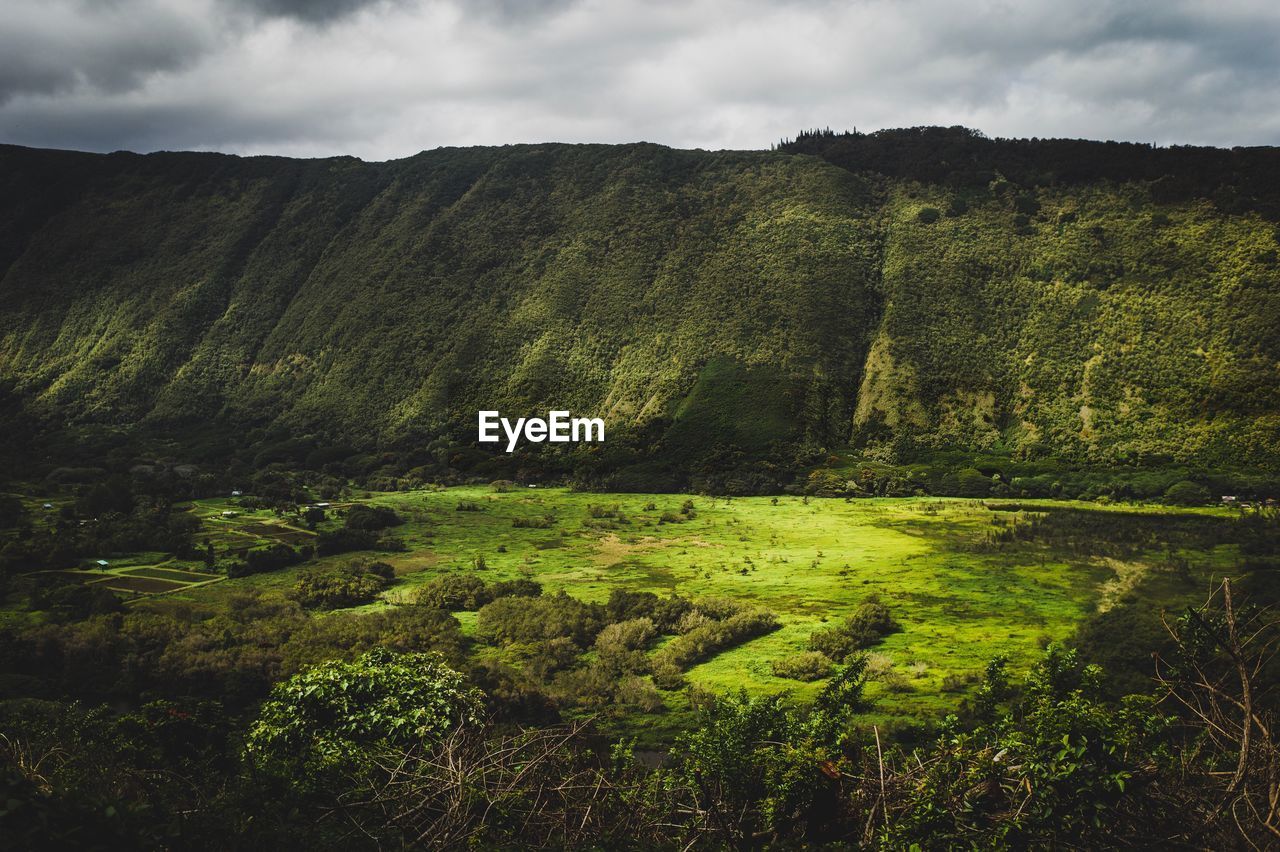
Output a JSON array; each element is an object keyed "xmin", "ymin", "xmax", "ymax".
[
  {"xmin": 670, "ymin": 663, "xmax": 870, "ymax": 841},
  {"xmin": 343, "ymin": 504, "xmax": 403, "ymax": 531},
  {"xmin": 809, "ymin": 596, "xmax": 900, "ymax": 660},
  {"xmin": 651, "ymin": 658, "xmax": 686, "ymax": 690},
  {"xmin": 229, "ymin": 543, "xmax": 304, "ymax": 577},
  {"xmin": 605, "ymin": 589, "xmax": 692, "ymax": 632},
  {"xmin": 887, "ymin": 645, "xmax": 1174, "ymax": 848},
  {"xmin": 491, "ymin": 578, "xmax": 542, "ymax": 599},
  {"xmin": 476, "ymin": 592, "xmax": 606, "ymax": 647},
  {"xmin": 652, "ymin": 595, "xmax": 695, "ymax": 632},
  {"xmin": 676, "ymin": 611, "xmax": 715, "ymax": 634},
  {"xmin": 594, "ymin": 617, "xmax": 657, "ymax": 655},
  {"xmin": 513, "ymin": 514, "xmax": 554, "ymax": 529},
  {"xmin": 613, "ymin": 675, "xmax": 664, "ymax": 712},
  {"xmin": 519, "ymin": 637, "xmax": 581, "ymax": 680},
  {"xmin": 941, "ymin": 672, "xmax": 978, "ymax": 692},
  {"xmin": 606, "ymin": 589, "xmax": 660, "ymax": 622},
  {"xmin": 245, "ymin": 648, "xmax": 482, "ymax": 787},
  {"xmin": 653, "ymin": 608, "xmax": 780, "ymax": 673},
  {"xmin": 374, "ymin": 532, "xmax": 407, "ymax": 552},
  {"xmin": 455, "ymin": 501, "xmax": 483, "ymax": 512},
  {"xmin": 290, "ymin": 562, "xmax": 393, "ymax": 610},
  {"xmin": 771, "ymin": 652, "xmax": 834, "ymax": 681},
  {"xmin": 414, "ymin": 574, "xmax": 492, "ymax": 610},
  {"xmin": 315, "ymin": 526, "xmax": 378, "ymax": 556},
  {"xmin": 917, "ymin": 206, "xmax": 941, "ymax": 223}
]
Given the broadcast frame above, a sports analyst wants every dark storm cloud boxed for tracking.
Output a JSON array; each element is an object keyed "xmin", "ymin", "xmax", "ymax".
[
  {"xmin": 0, "ymin": 0, "xmax": 1277, "ymax": 159},
  {"xmin": 0, "ymin": 2, "xmax": 214, "ymax": 104},
  {"xmin": 231, "ymin": 0, "xmax": 402, "ymax": 24}
]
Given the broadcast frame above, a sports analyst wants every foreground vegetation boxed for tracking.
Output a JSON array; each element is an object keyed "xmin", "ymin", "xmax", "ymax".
[{"xmin": 3, "ymin": 581, "xmax": 1277, "ymax": 849}]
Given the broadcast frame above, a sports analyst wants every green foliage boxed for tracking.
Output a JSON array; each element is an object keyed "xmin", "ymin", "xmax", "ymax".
[
  {"xmin": 1164, "ymin": 479, "xmax": 1210, "ymax": 505},
  {"xmin": 671, "ymin": 660, "xmax": 868, "ymax": 841},
  {"xmin": 886, "ymin": 644, "xmax": 1174, "ymax": 848},
  {"xmin": 771, "ymin": 651, "xmax": 835, "ymax": 681},
  {"xmin": 476, "ymin": 592, "xmax": 606, "ymax": 647},
  {"xmin": 411, "ymin": 570, "xmax": 542, "ymax": 612},
  {"xmin": 1, "ymin": 137, "xmax": 1277, "ymax": 480},
  {"xmin": 289, "ymin": 561, "xmax": 393, "ymax": 609},
  {"xmin": 413, "ymin": 572, "xmax": 492, "ymax": 610},
  {"xmin": 605, "ymin": 589, "xmax": 692, "ymax": 633},
  {"xmin": 491, "ymin": 578, "xmax": 543, "ymax": 599},
  {"xmin": 341, "ymin": 504, "xmax": 403, "ymax": 531},
  {"xmin": 808, "ymin": 595, "xmax": 899, "ymax": 660},
  {"xmin": 245, "ymin": 648, "xmax": 482, "ymax": 785},
  {"xmin": 315, "ymin": 526, "xmax": 378, "ymax": 556},
  {"xmin": 231, "ymin": 542, "xmax": 305, "ymax": 577},
  {"xmin": 651, "ymin": 601, "xmax": 781, "ymax": 686}
]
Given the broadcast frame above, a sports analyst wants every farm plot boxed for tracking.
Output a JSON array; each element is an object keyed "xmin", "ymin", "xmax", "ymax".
[
  {"xmin": 124, "ymin": 566, "xmax": 217, "ymax": 583},
  {"xmin": 100, "ymin": 575, "xmax": 189, "ymax": 594}
]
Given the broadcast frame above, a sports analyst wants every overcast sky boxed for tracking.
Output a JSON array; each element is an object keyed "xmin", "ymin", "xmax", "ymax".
[{"xmin": 1, "ymin": 0, "xmax": 1278, "ymax": 160}]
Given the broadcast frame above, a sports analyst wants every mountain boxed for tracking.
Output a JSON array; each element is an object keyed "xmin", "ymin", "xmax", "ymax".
[{"xmin": 1, "ymin": 130, "xmax": 1277, "ymax": 489}]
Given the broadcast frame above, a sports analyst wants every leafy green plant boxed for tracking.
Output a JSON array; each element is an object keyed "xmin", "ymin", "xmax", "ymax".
[
  {"xmin": 289, "ymin": 561, "xmax": 393, "ymax": 609},
  {"xmin": 245, "ymin": 648, "xmax": 482, "ymax": 787}
]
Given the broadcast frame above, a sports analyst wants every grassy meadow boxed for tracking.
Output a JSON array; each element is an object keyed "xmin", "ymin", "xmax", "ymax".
[{"xmin": 79, "ymin": 486, "xmax": 1238, "ymax": 742}]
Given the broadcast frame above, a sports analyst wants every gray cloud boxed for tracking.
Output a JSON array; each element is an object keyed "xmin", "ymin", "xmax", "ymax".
[
  {"xmin": 0, "ymin": 2, "xmax": 216, "ymax": 104},
  {"xmin": 0, "ymin": 0, "xmax": 1277, "ymax": 159},
  {"xmin": 230, "ymin": 0, "xmax": 402, "ymax": 24}
]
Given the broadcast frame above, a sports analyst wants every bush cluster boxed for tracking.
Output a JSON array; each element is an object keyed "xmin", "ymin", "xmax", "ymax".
[
  {"xmin": 290, "ymin": 561, "xmax": 394, "ymax": 610},
  {"xmin": 809, "ymin": 595, "xmax": 899, "ymax": 661},
  {"xmin": 413, "ymin": 573, "xmax": 542, "ymax": 610},
  {"xmin": 771, "ymin": 651, "xmax": 836, "ymax": 681}
]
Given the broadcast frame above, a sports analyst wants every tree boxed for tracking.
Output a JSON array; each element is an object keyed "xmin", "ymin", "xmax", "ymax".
[{"xmin": 1164, "ymin": 480, "xmax": 1210, "ymax": 506}]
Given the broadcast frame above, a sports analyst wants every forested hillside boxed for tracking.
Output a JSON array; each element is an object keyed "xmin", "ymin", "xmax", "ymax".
[{"xmin": 1, "ymin": 131, "xmax": 1277, "ymax": 489}]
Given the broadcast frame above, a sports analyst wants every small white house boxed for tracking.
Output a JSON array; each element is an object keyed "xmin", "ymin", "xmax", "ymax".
[
  {"xmin": 42, "ymin": 503, "xmax": 53, "ymax": 510},
  {"xmin": 95, "ymin": 559, "xmax": 109, "ymax": 567},
  {"xmin": 231, "ymin": 490, "xmax": 242, "ymax": 497},
  {"xmin": 1221, "ymin": 495, "xmax": 1238, "ymax": 503},
  {"xmin": 315, "ymin": 502, "xmax": 331, "ymax": 509},
  {"xmin": 221, "ymin": 510, "xmax": 238, "ymax": 518}
]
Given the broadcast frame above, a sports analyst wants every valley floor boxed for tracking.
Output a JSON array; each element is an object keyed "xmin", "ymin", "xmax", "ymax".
[{"xmin": 24, "ymin": 486, "xmax": 1237, "ymax": 743}]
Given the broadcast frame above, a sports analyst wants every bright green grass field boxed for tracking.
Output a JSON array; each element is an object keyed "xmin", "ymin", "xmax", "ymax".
[{"xmin": 172, "ymin": 487, "xmax": 1241, "ymax": 740}]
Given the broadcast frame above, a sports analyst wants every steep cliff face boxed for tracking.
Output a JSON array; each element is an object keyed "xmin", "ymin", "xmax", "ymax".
[
  {"xmin": 1, "ymin": 136, "xmax": 1277, "ymax": 476},
  {"xmin": 855, "ymin": 183, "xmax": 1280, "ymax": 468}
]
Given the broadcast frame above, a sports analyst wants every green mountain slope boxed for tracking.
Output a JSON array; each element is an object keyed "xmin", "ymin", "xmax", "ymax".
[{"xmin": 0, "ymin": 133, "xmax": 1277, "ymax": 487}]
